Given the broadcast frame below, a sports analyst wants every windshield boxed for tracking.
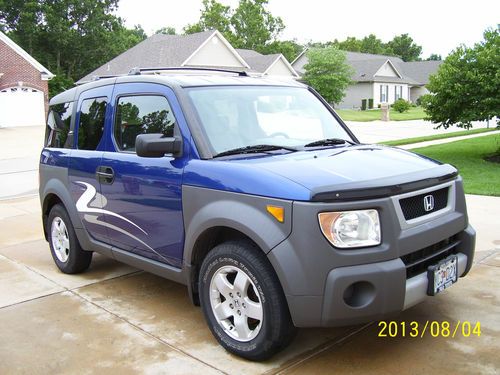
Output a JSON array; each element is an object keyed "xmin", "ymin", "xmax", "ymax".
[{"xmin": 187, "ymin": 86, "xmax": 353, "ymax": 155}]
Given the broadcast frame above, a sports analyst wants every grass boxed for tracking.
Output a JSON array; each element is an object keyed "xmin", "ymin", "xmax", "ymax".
[
  {"xmin": 381, "ymin": 128, "xmax": 498, "ymax": 146},
  {"xmin": 411, "ymin": 134, "xmax": 500, "ymax": 196},
  {"xmin": 336, "ymin": 106, "xmax": 426, "ymax": 122}
]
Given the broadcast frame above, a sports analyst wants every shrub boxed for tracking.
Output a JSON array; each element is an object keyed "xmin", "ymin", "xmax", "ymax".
[
  {"xmin": 415, "ymin": 96, "xmax": 423, "ymax": 106},
  {"xmin": 392, "ymin": 98, "xmax": 411, "ymax": 113},
  {"xmin": 368, "ymin": 98, "xmax": 374, "ymax": 109},
  {"xmin": 361, "ymin": 99, "xmax": 367, "ymax": 110}
]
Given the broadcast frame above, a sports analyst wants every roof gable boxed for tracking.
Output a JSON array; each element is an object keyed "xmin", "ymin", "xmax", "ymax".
[
  {"xmin": 265, "ymin": 55, "xmax": 299, "ymax": 77},
  {"xmin": 78, "ymin": 30, "xmax": 250, "ymax": 83},
  {"xmin": 375, "ymin": 60, "xmax": 402, "ymax": 78},
  {"xmin": 0, "ymin": 31, "xmax": 54, "ymax": 79},
  {"xmin": 183, "ymin": 31, "xmax": 249, "ymax": 68}
]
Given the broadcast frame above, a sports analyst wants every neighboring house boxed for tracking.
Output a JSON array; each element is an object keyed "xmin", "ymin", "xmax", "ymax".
[
  {"xmin": 0, "ymin": 31, "xmax": 54, "ymax": 127},
  {"xmin": 292, "ymin": 50, "xmax": 442, "ymax": 109},
  {"xmin": 236, "ymin": 49, "xmax": 299, "ymax": 78},
  {"xmin": 78, "ymin": 30, "xmax": 299, "ymax": 84}
]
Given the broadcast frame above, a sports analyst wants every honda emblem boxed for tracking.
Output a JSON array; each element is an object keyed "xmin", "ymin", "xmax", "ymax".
[{"xmin": 423, "ymin": 195, "xmax": 435, "ymax": 212}]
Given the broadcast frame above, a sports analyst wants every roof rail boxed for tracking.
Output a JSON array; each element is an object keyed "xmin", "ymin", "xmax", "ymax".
[
  {"xmin": 91, "ymin": 74, "xmax": 119, "ymax": 81},
  {"xmin": 127, "ymin": 67, "xmax": 249, "ymax": 77}
]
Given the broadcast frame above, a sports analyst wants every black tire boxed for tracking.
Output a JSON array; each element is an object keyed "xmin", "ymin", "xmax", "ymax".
[
  {"xmin": 199, "ymin": 240, "xmax": 297, "ymax": 361},
  {"xmin": 47, "ymin": 204, "xmax": 92, "ymax": 274}
]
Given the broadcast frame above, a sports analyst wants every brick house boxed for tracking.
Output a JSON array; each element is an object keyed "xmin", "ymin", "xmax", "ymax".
[{"xmin": 0, "ymin": 31, "xmax": 54, "ymax": 127}]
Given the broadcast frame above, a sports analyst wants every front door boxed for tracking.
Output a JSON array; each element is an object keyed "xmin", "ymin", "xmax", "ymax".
[{"xmin": 99, "ymin": 82, "xmax": 190, "ymax": 267}]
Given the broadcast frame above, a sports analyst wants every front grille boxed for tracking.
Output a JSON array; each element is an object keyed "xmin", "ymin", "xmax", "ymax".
[
  {"xmin": 400, "ymin": 187, "xmax": 449, "ymax": 220},
  {"xmin": 401, "ymin": 235, "xmax": 460, "ymax": 279}
]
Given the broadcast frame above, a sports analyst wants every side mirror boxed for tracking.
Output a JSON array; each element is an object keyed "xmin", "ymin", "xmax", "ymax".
[{"xmin": 135, "ymin": 133, "xmax": 182, "ymax": 158}]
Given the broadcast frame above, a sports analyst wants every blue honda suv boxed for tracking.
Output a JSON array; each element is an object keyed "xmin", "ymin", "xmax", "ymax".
[{"xmin": 39, "ymin": 70, "xmax": 475, "ymax": 360}]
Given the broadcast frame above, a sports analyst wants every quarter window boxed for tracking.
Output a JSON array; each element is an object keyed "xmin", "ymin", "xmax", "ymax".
[
  {"xmin": 77, "ymin": 97, "xmax": 107, "ymax": 150},
  {"xmin": 46, "ymin": 102, "xmax": 73, "ymax": 148},
  {"xmin": 114, "ymin": 95, "xmax": 176, "ymax": 152}
]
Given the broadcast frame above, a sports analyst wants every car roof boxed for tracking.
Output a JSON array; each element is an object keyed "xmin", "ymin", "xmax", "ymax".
[{"xmin": 50, "ymin": 73, "xmax": 306, "ymax": 105}]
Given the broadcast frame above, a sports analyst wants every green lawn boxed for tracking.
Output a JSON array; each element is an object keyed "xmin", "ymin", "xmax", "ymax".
[
  {"xmin": 382, "ymin": 128, "xmax": 497, "ymax": 146},
  {"xmin": 411, "ymin": 134, "xmax": 500, "ymax": 196},
  {"xmin": 336, "ymin": 106, "xmax": 426, "ymax": 122}
]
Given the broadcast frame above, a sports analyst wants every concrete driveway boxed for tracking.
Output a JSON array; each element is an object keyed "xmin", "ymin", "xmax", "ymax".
[
  {"xmin": 345, "ymin": 119, "xmax": 492, "ymax": 144},
  {"xmin": 1, "ymin": 195, "xmax": 499, "ymax": 374}
]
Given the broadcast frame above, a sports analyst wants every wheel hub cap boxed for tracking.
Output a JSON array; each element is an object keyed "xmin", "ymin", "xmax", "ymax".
[
  {"xmin": 50, "ymin": 216, "xmax": 70, "ymax": 263},
  {"xmin": 209, "ymin": 265, "xmax": 263, "ymax": 342}
]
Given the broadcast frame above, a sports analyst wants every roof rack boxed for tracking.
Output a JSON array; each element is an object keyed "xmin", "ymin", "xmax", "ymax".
[
  {"xmin": 91, "ymin": 74, "xmax": 120, "ymax": 81},
  {"xmin": 127, "ymin": 67, "xmax": 249, "ymax": 77}
]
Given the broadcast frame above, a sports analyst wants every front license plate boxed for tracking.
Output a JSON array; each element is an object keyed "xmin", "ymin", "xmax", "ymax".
[{"xmin": 427, "ymin": 255, "xmax": 458, "ymax": 296}]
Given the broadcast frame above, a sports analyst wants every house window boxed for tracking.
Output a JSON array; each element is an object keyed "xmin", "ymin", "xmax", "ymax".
[
  {"xmin": 380, "ymin": 85, "xmax": 388, "ymax": 103},
  {"xmin": 395, "ymin": 86, "xmax": 403, "ymax": 100}
]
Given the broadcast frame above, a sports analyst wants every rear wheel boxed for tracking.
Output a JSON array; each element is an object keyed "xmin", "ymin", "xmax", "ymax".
[
  {"xmin": 199, "ymin": 241, "xmax": 297, "ymax": 360},
  {"xmin": 47, "ymin": 204, "xmax": 92, "ymax": 274}
]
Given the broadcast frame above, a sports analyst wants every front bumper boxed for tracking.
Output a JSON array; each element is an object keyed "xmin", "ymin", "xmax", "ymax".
[
  {"xmin": 322, "ymin": 226, "xmax": 474, "ymax": 326},
  {"xmin": 267, "ymin": 179, "xmax": 476, "ymax": 327}
]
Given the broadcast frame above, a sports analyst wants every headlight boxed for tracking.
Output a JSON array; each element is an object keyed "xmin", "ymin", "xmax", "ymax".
[{"xmin": 318, "ymin": 210, "xmax": 381, "ymax": 248}]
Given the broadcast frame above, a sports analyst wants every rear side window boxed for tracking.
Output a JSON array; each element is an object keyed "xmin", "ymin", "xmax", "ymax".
[
  {"xmin": 77, "ymin": 97, "xmax": 107, "ymax": 150},
  {"xmin": 114, "ymin": 95, "xmax": 176, "ymax": 152},
  {"xmin": 46, "ymin": 102, "xmax": 73, "ymax": 148}
]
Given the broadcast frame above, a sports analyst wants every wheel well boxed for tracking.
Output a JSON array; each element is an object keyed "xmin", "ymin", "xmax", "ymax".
[
  {"xmin": 42, "ymin": 194, "xmax": 63, "ymax": 239},
  {"xmin": 189, "ymin": 226, "xmax": 260, "ymax": 305}
]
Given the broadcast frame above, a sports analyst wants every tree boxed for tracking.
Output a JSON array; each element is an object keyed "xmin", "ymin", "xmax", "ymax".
[
  {"xmin": 302, "ymin": 47, "xmax": 353, "ymax": 105},
  {"xmin": 421, "ymin": 27, "xmax": 500, "ymax": 130},
  {"xmin": 386, "ymin": 34, "xmax": 422, "ymax": 61},
  {"xmin": 360, "ymin": 34, "xmax": 386, "ymax": 55},
  {"xmin": 183, "ymin": 0, "xmax": 234, "ymax": 41},
  {"xmin": 332, "ymin": 36, "xmax": 362, "ymax": 52},
  {"xmin": 155, "ymin": 26, "xmax": 176, "ymax": 35},
  {"xmin": 184, "ymin": 0, "xmax": 285, "ymax": 52},
  {"xmin": 260, "ymin": 39, "xmax": 303, "ymax": 62},
  {"xmin": 427, "ymin": 53, "xmax": 442, "ymax": 61},
  {"xmin": 0, "ymin": 0, "xmax": 146, "ymax": 95},
  {"xmin": 230, "ymin": 0, "xmax": 284, "ymax": 50}
]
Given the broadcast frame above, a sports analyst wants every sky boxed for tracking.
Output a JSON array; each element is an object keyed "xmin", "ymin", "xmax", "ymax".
[{"xmin": 116, "ymin": 0, "xmax": 499, "ymax": 58}]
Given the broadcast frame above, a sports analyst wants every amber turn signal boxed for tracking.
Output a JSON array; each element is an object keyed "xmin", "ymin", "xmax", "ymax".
[{"xmin": 267, "ymin": 205, "xmax": 284, "ymax": 223}]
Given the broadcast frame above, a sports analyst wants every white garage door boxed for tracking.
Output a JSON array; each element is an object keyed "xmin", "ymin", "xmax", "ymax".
[{"xmin": 0, "ymin": 87, "xmax": 46, "ymax": 127}]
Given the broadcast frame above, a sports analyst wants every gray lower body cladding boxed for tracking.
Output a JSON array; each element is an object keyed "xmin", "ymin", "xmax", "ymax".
[{"xmin": 267, "ymin": 178, "xmax": 475, "ymax": 327}]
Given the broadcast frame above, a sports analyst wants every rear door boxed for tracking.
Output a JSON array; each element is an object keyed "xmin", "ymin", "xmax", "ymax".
[
  {"xmin": 99, "ymin": 82, "xmax": 191, "ymax": 267},
  {"xmin": 68, "ymin": 85, "xmax": 112, "ymax": 244}
]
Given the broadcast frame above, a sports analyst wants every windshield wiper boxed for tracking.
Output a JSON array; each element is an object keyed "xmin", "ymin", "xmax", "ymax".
[
  {"xmin": 304, "ymin": 138, "xmax": 356, "ymax": 148},
  {"xmin": 214, "ymin": 144, "xmax": 298, "ymax": 158}
]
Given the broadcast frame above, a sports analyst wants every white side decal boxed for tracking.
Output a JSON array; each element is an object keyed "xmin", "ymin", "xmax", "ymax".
[
  {"xmin": 84, "ymin": 214, "xmax": 155, "ymax": 252},
  {"xmin": 75, "ymin": 181, "xmax": 147, "ymax": 235}
]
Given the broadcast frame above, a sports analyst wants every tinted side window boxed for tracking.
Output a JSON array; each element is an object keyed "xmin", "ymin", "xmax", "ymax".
[
  {"xmin": 114, "ymin": 95, "xmax": 176, "ymax": 152},
  {"xmin": 46, "ymin": 102, "xmax": 73, "ymax": 148},
  {"xmin": 78, "ymin": 97, "xmax": 107, "ymax": 150}
]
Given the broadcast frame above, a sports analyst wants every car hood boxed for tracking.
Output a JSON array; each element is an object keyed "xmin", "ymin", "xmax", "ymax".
[
  {"xmin": 253, "ymin": 145, "xmax": 457, "ymax": 201},
  {"xmin": 184, "ymin": 145, "xmax": 457, "ymax": 201}
]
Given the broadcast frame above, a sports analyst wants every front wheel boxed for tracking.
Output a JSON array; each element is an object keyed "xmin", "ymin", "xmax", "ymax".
[
  {"xmin": 199, "ymin": 241, "xmax": 296, "ymax": 360},
  {"xmin": 47, "ymin": 204, "xmax": 92, "ymax": 274}
]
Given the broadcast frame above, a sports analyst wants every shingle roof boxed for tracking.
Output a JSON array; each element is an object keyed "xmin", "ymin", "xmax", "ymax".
[
  {"xmin": 235, "ymin": 49, "xmax": 281, "ymax": 73},
  {"xmin": 344, "ymin": 51, "xmax": 404, "ymax": 64},
  {"xmin": 292, "ymin": 48, "xmax": 440, "ymax": 85},
  {"xmin": 78, "ymin": 30, "xmax": 217, "ymax": 83},
  {"xmin": 401, "ymin": 60, "xmax": 443, "ymax": 84}
]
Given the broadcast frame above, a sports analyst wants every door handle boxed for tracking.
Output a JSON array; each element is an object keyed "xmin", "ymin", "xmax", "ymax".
[{"xmin": 96, "ymin": 166, "xmax": 115, "ymax": 184}]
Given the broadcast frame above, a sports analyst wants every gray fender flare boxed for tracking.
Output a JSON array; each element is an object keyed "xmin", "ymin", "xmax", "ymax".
[{"xmin": 182, "ymin": 186, "xmax": 293, "ymax": 266}]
